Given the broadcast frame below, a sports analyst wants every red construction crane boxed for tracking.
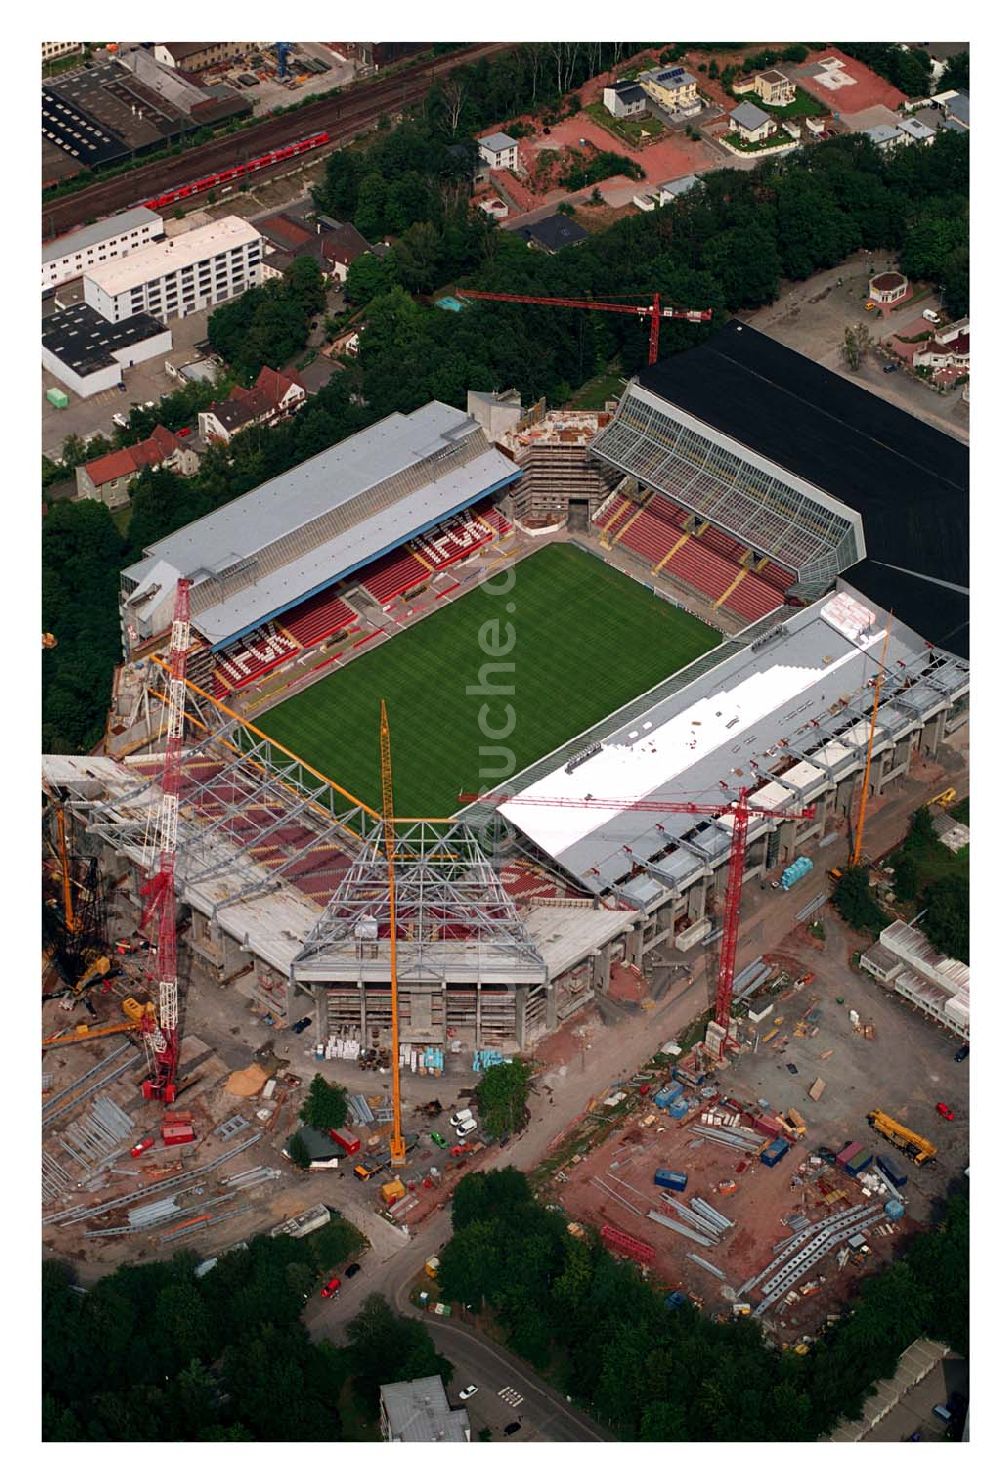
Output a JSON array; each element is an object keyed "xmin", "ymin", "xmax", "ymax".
[
  {"xmin": 138, "ymin": 578, "xmax": 192, "ymax": 1103},
  {"xmin": 461, "ymin": 787, "xmax": 814, "ymax": 1049},
  {"xmin": 457, "ymin": 290, "xmax": 712, "ymax": 364}
]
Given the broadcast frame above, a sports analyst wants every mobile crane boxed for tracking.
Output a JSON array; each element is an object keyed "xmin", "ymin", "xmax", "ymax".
[{"xmin": 867, "ymin": 1109, "xmax": 937, "ymax": 1165}]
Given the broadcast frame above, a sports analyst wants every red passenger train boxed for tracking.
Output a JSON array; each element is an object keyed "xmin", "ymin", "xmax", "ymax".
[{"xmin": 138, "ymin": 131, "xmax": 331, "ymax": 212}]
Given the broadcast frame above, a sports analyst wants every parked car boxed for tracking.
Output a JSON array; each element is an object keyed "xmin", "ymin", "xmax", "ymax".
[
  {"xmin": 177, "ymin": 426, "xmax": 192, "ymax": 437},
  {"xmin": 345, "ymin": 1262, "xmax": 362, "ymax": 1278},
  {"xmin": 935, "ymin": 1101, "xmax": 955, "ymax": 1121},
  {"xmin": 112, "ymin": 412, "xmax": 129, "ymax": 429},
  {"xmin": 291, "ymin": 1016, "xmax": 313, "ymax": 1034},
  {"xmin": 786, "ymin": 1063, "xmax": 799, "ymax": 1075},
  {"xmin": 455, "ymin": 1119, "xmax": 478, "ymax": 1139},
  {"xmin": 430, "ymin": 1131, "xmax": 448, "ymax": 1148},
  {"xmin": 882, "ymin": 363, "xmax": 898, "ymax": 373},
  {"xmin": 504, "ymin": 1421, "xmax": 522, "ymax": 1436},
  {"xmin": 450, "ymin": 1108, "xmax": 475, "ymax": 1127},
  {"xmin": 320, "ymin": 1276, "xmax": 341, "ymax": 1299},
  {"xmin": 458, "ymin": 1384, "xmax": 478, "ymax": 1401},
  {"xmin": 954, "ymin": 1043, "xmax": 969, "ymax": 1062}
]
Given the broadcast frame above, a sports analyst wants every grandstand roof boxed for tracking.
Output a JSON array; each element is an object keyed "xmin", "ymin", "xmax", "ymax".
[
  {"xmin": 632, "ymin": 322, "xmax": 969, "ymax": 654},
  {"xmin": 495, "ymin": 588, "xmax": 968, "ymax": 896},
  {"xmin": 590, "ymin": 376, "xmax": 864, "ymax": 586},
  {"xmin": 122, "ymin": 402, "xmax": 520, "ymax": 648}
]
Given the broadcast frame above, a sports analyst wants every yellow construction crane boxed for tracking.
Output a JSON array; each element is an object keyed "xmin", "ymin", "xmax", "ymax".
[
  {"xmin": 54, "ymin": 805, "xmax": 78, "ymax": 937},
  {"xmin": 850, "ymin": 618, "xmax": 893, "ymax": 868},
  {"xmin": 379, "ymin": 700, "xmax": 406, "ymax": 1168}
]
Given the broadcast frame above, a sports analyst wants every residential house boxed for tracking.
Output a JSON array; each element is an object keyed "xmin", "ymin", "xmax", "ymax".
[
  {"xmin": 914, "ymin": 321, "xmax": 970, "ymax": 378},
  {"xmin": 945, "ymin": 90, "xmax": 969, "ymax": 128},
  {"xmin": 638, "ymin": 66, "xmax": 700, "ymax": 116},
  {"xmin": 898, "ymin": 116, "xmax": 935, "ymax": 145},
  {"xmin": 512, "ymin": 214, "xmax": 590, "ymax": 254},
  {"xmin": 755, "ymin": 69, "xmax": 795, "ymax": 106},
  {"xmin": 197, "ymin": 366, "xmax": 306, "ymax": 444},
  {"xmin": 478, "ymin": 131, "xmax": 519, "ymax": 172},
  {"xmin": 476, "ymin": 197, "xmax": 509, "ymax": 220},
  {"xmin": 658, "ymin": 174, "xmax": 701, "ymax": 202},
  {"xmin": 730, "ymin": 101, "xmax": 777, "ymax": 144},
  {"xmin": 256, "ymin": 211, "xmax": 376, "ymax": 284},
  {"xmin": 863, "ymin": 123, "xmax": 908, "ymax": 153},
  {"xmin": 602, "ymin": 81, "xmax": 648, "ymax": 119},
  {"xmin": 329, "ymin": 327, "xmax": 361, "ymax": 357},
  {"xmin": 75, "ymin": 424, "xmax": 198, "ymax": 510},
  {"xmin": 380, "ymin": 1377, "xmax": 470, "ymax": 1443}
]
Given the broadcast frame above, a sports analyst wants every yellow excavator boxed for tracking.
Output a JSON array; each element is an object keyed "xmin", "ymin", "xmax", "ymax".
[
  {"xmin": 43, "ymin": 998, "xmax": 155, "ymax": 1050},
  {"xmin": 867, "ymin": 1109, "xmax": 937, "ymax": 1165}
]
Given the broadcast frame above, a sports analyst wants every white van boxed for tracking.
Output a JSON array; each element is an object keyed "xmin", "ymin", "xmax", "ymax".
[
  {"xmin": 922, "ymin": 309, "xmax": 941, "ymax": 325},
  {"xmin": 450, "ymin": 1108, "xmax": 475, "ymax": 1128}
]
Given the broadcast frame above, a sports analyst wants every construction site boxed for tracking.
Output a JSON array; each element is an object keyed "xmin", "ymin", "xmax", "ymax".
[{"xmin": 42, "ymin": 318, "xmax": 968, "ymax": 1331}]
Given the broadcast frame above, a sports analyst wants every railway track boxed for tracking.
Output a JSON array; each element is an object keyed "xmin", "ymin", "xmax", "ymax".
[{"xmin": 42, "ymin": 43, "xmax": 508, "ymax": 241}]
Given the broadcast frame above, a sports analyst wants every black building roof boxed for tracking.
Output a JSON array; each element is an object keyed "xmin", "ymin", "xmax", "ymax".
[
  {"xmin": 637, "ymin": 323, "xmax": 969, "ymax": 655},
  {"xmin": 42, "ymin": 303, "xmax": 167, "ymax": 376},
  {"xmin": 513, "ymin": 214, "xmax": 590, "ymax": 253}
]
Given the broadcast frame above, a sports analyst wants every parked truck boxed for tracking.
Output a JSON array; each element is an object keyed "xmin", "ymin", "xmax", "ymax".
[{"xmin": 867, "ymin": 1109, "xmax": 937, "ymax": 1165}]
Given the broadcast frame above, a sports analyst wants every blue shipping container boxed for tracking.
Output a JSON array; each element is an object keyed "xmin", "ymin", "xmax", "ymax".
[
  {"xmin": 780, "ymin": 857, "xmax": 814, "ymax": 891},
  {"xmin": 875, "ymin": 1154, "xmax": 908, "ymax": 1188},
  {"xmin": 761, "ymin": 1136, "xmax": 791, "ymax": 1167},
  {"xmin": 886, "ymin": 1198, "xmax": 905, "ymax": 1221},
  {"xmin": 668, "ymin": 1100, "xmax": 688, "ymax": 1118},
  {"xmin": 654, "ymin": 1168, "xmax": 689, "ymax": 1191},
  {"xmin": 665, "ymin": 1290, "xmax": 688, "ymax": 1310},
  {"xmin": 653, "ymin": 1090, "xmax": 671, "ymax": 1110}
]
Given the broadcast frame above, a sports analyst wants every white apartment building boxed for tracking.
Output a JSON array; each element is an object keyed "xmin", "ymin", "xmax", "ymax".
[
  {"xmin": 478, "ymin": 131, "xmax": 519, "ymax": 172},
  {"xmin": 42, "ymin": 42, "xmax": 83, "ymax": 64},
  {"xmin": 42, "ymin": 207, "xmax": 165, "ymax": 293},
  {"xmin": 83, "ymin": 217, "xmax": 263, "ymax": 324}
]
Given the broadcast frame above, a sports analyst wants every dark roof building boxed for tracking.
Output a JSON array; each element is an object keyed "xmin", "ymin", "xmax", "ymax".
[
  {"xmin": 42, "ymin": 302, "xmax": 172, "ymax": 396},
  {"xmin": 513, "ymin": 214, "xmax": 590, "ymax": 254},
  {"xmin": 635, "ymin": 322, "xmax": 969, "ymax": 655}
]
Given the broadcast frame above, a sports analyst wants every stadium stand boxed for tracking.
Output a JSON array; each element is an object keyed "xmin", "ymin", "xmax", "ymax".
[
  {"xmin": 361, "ymin": 548, "xmax": 432, "ymax": 606},
  {"xmin": 624, "ymin": 322, "xmax": 968, "ymax": 656},
  {"xmin": 412, "ymin": 505, "xmax": 511, "ymax": 570},
  {"xmin": 214, "ymin": 623, "xmax": 301, "ymax": 693},
  {"xmin": 281, "ymin": 589, "xmax": 357, "ymax": 649}
]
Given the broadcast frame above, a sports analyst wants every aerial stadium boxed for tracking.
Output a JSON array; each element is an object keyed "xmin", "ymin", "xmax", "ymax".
[{"xmin": 44, "ymin": 324, "xmax": 969, "ymax": 1055}]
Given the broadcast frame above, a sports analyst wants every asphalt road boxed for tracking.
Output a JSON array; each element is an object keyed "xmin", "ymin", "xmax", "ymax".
[{"xmin": 305, "ymin": 1212, "xmax": 607, "ymax": 1442}]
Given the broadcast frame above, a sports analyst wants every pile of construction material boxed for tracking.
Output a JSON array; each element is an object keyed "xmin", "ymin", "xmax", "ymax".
[
  {"xmin": 739, "ymin": 1202, "xmax": 888, "ymax": 1319},
  {"xmin": 400, "ymin": 1045, "xmax": 445, "ymax": 1075},
  {"xmin": 648, "ymin": 1193, "xmax": 735, "ymax": 1250},
  {"xmin": 473, "ymin": 1049, "xmax": 508, "ymax": 1072}
]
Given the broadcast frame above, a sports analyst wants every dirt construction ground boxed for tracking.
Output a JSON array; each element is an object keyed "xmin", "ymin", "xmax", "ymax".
[{"xmin": 553, "ymin": 909, "xmax": 968, "ymax": 1343}]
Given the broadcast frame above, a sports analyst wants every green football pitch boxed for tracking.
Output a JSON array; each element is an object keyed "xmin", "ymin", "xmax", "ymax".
[{"xmin": 256, "ymin": 544, "xmax": 721, "ymax": 816}]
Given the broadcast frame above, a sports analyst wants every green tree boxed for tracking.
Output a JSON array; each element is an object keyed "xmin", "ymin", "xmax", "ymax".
[
  {"xmin": 298, "ymin": 1073, "xmax": 348, "ymax": 1132},
  {"xmin": 345, "ymin": 1295, "xmax": 452, "ymax": 1411},
  {"xmin": 923, "ymin": 874, "xmax": 968, "ymax": 962},
  {"xmin": 476, "ymin": 1058, "xmax": 533, "ymax": 1137},
  {"xmin": 287, "ymin": 1131, "xmax": 312, "ymax": 1170},
  {"xmin": 345, "ymin": 249, "xmax": 400, "ymax": 306},
  {"xmin": 354, "ymin": 172, "xmax": 390, "ymax": 240},
  {"xmin": 831, "ymin": 866, "xmax": 888, "ymax": 935},
  {"xmin": 284, "ymin": 255, "xmax": 327, "ymax": 319}
]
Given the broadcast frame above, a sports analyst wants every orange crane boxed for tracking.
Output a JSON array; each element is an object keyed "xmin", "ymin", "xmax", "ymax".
[
  {"xmin": 379, "ymin": 700, "xmax": 406, "ymax": 1166},
  {"xmin": 457, "ymin": 290, "xmax": 712, "ymax": 364},
  {"xmin": 462, "ymin": 788, "xmax": 814, "ymax": 1050},
  {"xmin": 54, "ymin": 804, "xmax": 78, "ymax": 937},
  {"xmin": 850, "ymin": 619, "xmax": 893, "ymax": 868},
  {"xmin": 43, "ymin": 999, "xmax": 156, "ymax": 1049}
]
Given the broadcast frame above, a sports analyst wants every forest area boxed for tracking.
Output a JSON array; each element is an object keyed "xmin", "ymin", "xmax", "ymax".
[
  {"xmin": 42, "ymin": 1223, "xmax": 450, "ymax": 1442},
  {"xmin": 437, "ymin": 1168, "xmax": 968, "ymax": 1441},
  {"xmin": 42, "ymin": 38, "xmax": 968, "ymax": 755}
]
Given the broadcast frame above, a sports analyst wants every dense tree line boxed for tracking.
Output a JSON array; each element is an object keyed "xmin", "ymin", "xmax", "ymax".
[
  {"xmin": 838, "ymin": 43, "xmax": 934, "ymax": 98},
  {"xmin": 890, "ymin": 808, "xmax": 969, "ymax": 962},
  {"xmin": 42, "ymin": 1229, "xmax": 448, "ymax": 1442},
  {"xmin": 438, "ymin": 1168, "xmax": 967, "ymax": 1440},
  {"xmin": 208, "ymin": 257, "xmax": 327, "ymax": 380}
]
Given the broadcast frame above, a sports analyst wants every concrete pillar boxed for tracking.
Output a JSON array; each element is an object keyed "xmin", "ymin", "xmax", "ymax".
[
  {"xmin": 688, "ymin": 877, "xmax": 707, "ymax": 922},
  {"xmin": 358, "ymin": 975, "xmax": 367, "ymax": 1045},
  {"xmin": 514, "ymin": 986, "xmax": 526, "ymax": 1049},
  {"xmin": 625, "ymin": 926, "xmax": 642, "ymax": 967},
  {"xmin": 475, "ymin": 981, "xmax": 482, "ymax": 1046},
  {"xmin": 545, "ymin": 980, "xmax": 557, "ymax": 1032},
  {"xmin": 316, "ymin": 985, "xmax": 329, "ymax": 1043},
  {"xmin": 594, "ymin": 943, "xmax": 611, "ymax": 993}
]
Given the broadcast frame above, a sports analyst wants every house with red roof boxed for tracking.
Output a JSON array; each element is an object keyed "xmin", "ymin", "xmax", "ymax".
[
  {"xmin": 75, "ymin": 424, "xmax": 199, "ymax": 510},
  {"xmin": 197, "ymin": 365, "xmax": 307, "ymax": 444}
]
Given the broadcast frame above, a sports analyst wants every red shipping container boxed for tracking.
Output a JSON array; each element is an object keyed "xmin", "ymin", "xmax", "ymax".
[
  {"xmin": 162, "ymin": 1123, "xmax": 196, "ymax": 1146},
  {"xmin": 328, "ymin": 1127, "xmax": 361, "ymax": 1156}
]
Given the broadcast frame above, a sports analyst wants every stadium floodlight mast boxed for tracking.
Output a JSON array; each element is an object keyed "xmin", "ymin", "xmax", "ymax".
[
  {"xmin": 461, "ymin": 788, "xmax": 814, "ymax": 1053},
  {"xmin": 457, "ymin": 290, "xmax": 712, "ymax": 364}
]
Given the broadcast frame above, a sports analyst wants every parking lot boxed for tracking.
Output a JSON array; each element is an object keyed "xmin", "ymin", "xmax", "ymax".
[
  {"xmin": 42, "ymin": 306, "xmax": 214, "ymax": 460},
  {"xmin": 743, "ymin": 253, "xmax": 968, "ymax": 442}
]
